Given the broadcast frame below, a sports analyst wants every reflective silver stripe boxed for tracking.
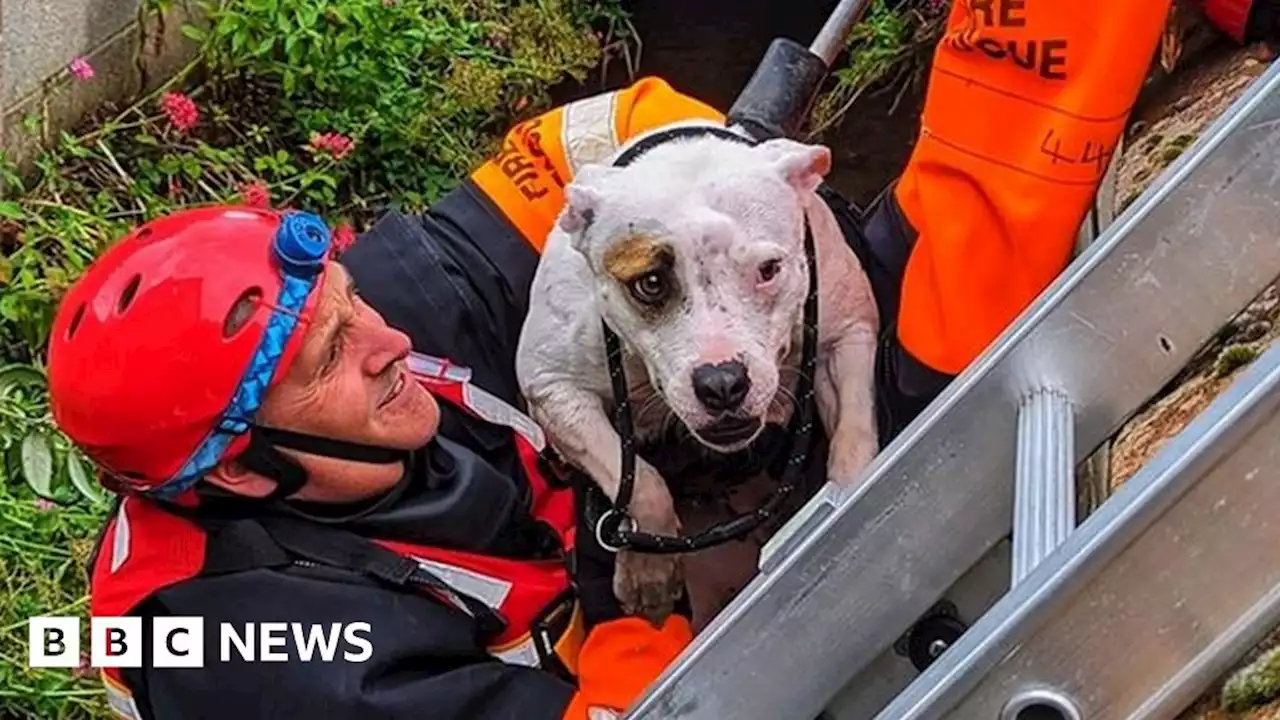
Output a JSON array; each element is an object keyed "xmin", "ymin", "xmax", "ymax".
[
  {"xmin": 561, "ymin": 90, "xmax": 620, "ymax": 176},
  {"xmin": 407, "ymin": 351, "xmax": 473, "ymax": 383},
  {"xmin": 110, "ymin": 500, "xmax": 130, "ymax": 573},
  {"xmin": 413, "ymin": 557, "xmax": 513, "ymax": 610},
  {"xmin": 103, "ymin": 675, "xmax": 142, "ymax": 720},
  {"xmin": 461, "ymin": 383, "xmax": 547, "ymax": 451}
]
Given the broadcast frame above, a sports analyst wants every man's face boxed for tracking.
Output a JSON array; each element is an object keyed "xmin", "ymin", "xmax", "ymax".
[{"xmin": 211, "ymin": 262, "xmax": 440, "ymax": 502}]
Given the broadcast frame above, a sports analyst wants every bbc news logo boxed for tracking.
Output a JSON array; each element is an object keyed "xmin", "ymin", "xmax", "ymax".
[{"xmin": 29, "ymin": 617, "xmax": 373, "ymax": 668}]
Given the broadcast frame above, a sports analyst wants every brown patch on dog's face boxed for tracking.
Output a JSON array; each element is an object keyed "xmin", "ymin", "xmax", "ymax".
[
  {"xmin": 603, "ymin": 234, "xmax": 667, "ymax": 281},
  {"xmin": 604, "ymin": 234, "xmax": 677, "ymax": 312}
]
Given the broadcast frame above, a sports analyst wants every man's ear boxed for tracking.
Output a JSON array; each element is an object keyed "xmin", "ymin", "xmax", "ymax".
[
  {"xmin": 205, "ymin": 458, "xmax": 275, "ymax": 499},
  {"xmin": 758, "ymin": 137, "xmax": 832, "ymax": 194}
]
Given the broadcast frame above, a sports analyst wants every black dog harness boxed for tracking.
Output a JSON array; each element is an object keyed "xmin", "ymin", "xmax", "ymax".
[{"xmin": 583, "ymin": 125, "xmax": 822, "ymax": 554}]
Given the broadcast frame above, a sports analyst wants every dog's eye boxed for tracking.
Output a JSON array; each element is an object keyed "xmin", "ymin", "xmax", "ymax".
[
  {"xmin": 758, "ymin": 258, "xmax": 782, "ymax": 283},
  {"xmin": 630, "ymin": 272, "xmax": 666, "ymax": 303}
]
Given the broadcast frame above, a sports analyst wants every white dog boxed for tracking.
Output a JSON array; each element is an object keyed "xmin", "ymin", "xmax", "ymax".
[{"xmin": 515, "ymin": 121, "xmax": 880, "ymax": 622}]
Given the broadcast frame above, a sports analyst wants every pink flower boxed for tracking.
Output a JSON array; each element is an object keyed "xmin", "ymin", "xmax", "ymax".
[
  {"xmin": 34, "ymin": 498, "xmax": 55, "ymax": 511},
  {"xmin": 239, "ymin": 179, "xmax": 271, "ymax": 208},
  {"xmin": 308, "ymin": 132, "xmax": 355, "ymax": 160},
  {"xmin": 332, "ymin": 222, "xmax": 357, "ymax": 254},
  {"xmin": 159, "ymin": 91, "xmax": 200, "ymax": 133},
  {"xmin": 69, "ymin": 57, "xmax": 95, "ymax": 81}
]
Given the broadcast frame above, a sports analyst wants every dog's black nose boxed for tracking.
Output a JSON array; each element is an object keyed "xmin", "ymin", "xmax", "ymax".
[{"xmin": 691, "ymin": 361, "xmax": 751, "ymax": 412}]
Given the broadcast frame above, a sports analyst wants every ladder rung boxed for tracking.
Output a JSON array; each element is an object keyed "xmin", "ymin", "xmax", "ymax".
[{"xmin": 1013, "ymin": 389, "xmax": 1076, "ymax": 586}]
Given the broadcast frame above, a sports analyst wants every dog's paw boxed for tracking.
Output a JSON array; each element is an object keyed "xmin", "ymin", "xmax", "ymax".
[{"xmin": 614, "ymin": 549, "xmax": 685, "ymax": 625}]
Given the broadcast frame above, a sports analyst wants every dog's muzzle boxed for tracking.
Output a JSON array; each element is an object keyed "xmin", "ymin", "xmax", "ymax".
[{"xmin": 697, "ymin": 416, "xmax": 763, "ymax": 446}]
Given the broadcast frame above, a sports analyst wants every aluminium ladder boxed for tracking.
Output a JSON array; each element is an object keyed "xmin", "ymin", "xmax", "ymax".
[{"xmin": 627, "ymin": 49, "xmax": 1280, "ymax": 720}]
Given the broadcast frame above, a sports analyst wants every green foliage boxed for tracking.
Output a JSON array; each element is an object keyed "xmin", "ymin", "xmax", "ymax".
[
  {"xmin": 1215, "ymin": 342, "xmax": 1262, "ymax": 379},
  {"xmin": 193, "ymin": 0, "xmax": 626, "ymax": 205},
  {"xmin": 805, "ymin": 0, "xmax": 948, "ymax": 139},
  {"xmin": 0, "ymin": 492, "xmax": 106, "ymax": 720},
  {"xmin": 1222, "ymin": 645, "xmax": 1280, "ymax": 712},
  {"xmin": 0, "ymin": 0, "xmax": 630, "ymax": 716}
]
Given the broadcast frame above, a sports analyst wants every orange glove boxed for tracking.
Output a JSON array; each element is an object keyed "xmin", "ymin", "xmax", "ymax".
[{"xmin": 561, "ymin": 615, "xmax": 693, "ymax": 719}]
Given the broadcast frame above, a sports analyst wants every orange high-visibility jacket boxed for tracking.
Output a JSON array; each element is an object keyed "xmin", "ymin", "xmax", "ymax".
[
  {"xmin": 471, "ymin": 76, "xmax": 726, "ymax": 253},
  {"xmin": 890, "ymin": 0, "xmax": 1172, "ymax": 377}
]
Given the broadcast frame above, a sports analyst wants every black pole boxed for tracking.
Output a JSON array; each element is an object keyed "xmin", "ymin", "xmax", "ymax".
[{"xmin": 726, "ymin": 0, "xmax": 872, "ymax": 140}]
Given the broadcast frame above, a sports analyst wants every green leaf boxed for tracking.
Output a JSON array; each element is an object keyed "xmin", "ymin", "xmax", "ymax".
[
  {"xmin": 4, "ymin": 443, "xmax": 21, "ymax": 486},
  {"xmin": 181, "ymin": 23, "xmax": 209, "ymax": 42},
  {"xmin": 0, "ymin": 363, "xmax": 46, "ymax": 393},
  {"xmin": 0, "ymin": 200, "xmax": 22, "ymax": 219},
  {"xmin": 20, "ymin": 431, "xmax": 53, "ymax": 498},
  {"xmin": 67, "ymin": 452, "xmax": 105, "ymax": 505}
]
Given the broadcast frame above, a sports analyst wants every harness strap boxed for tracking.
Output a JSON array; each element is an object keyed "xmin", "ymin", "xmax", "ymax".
[
  {"xmin": 255, "ymin": 425, "xmax": 410, "ymax": 465},
  {"xmin": 612, "ymin": 124, "xmax": 755, "ymax": 167}
]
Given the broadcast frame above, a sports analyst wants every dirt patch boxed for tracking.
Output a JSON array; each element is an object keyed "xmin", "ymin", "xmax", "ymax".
[
  {"xmin": 1100, "ymin": 26, "xmax": 1280, "ymax": 718},
  {"xmin": 1114, "ymin": 41, "xmax": 1272, "ymax": 215},
  {"xmin": 1110, "ymin": 287, "xmax": 1278, "ymax": 491}
]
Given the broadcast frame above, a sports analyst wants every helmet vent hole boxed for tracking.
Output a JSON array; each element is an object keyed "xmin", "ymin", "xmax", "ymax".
[
  {"xmin": 66, "ymin": 304, "xmax": 86, "ymax": 340},
  {"xmin": 224, "ymin": 287, "xmax": 264, "ymax": 338},
  {"xmin": 117, "ymin": 274, "xmax": 142, "ymax": 313}
]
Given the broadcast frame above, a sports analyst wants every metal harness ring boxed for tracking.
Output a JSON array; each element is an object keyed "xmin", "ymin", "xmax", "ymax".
[{"xmin": 594, "ymin": 509, "xmax": 633, "ymax": 554}]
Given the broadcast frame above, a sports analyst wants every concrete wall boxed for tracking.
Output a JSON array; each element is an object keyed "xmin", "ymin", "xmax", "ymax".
[{"xmin": 0, "ymin": 0, "xmax": 204, "ymax": 178}]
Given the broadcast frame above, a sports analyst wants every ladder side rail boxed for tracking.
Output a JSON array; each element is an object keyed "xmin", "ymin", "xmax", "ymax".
[
  {"xmin": 628, "ymin": 61, "xmax": 1280, "ymax": 720},
  {"xmin": 875, "ymin": 340, "xmax": 1280, "ymax": 720}
]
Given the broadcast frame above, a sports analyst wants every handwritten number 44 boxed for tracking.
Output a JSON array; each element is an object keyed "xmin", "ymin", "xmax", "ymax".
[{"xmin": 1040, "ymin": 128, "xmax": 1114, "ymax": 171}]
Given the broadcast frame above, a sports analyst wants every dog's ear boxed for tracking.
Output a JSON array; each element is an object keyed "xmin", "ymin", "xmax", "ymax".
[
  {"xmin": 560, "ymin": 164, "xmax": 620, "ymax": 252},
  {"xmin": 758, "ymin": 138, "xmax": 832, "ymax": 194},
  {"xmin": 561, "ymin": 184, "xmax": 601, "ymax": 237}
]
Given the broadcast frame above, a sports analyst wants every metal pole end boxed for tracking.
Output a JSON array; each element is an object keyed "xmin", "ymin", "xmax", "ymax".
[{"xmin": 1000, "ymin": 689, "xmax": 1082, "ymax": 720}]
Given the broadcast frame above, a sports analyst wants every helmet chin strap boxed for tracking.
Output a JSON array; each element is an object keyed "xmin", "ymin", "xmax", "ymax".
[{"xmin": 235, "ymin": 425, "xmax": 410, "ymax": 503}]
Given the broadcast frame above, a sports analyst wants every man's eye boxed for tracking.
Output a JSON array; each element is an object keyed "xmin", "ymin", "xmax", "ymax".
[
  {"xmin": 629, "ymin": 272, "xmax": 666, "ymax": 304},
  {"xmin": 323, "ymin": 335, "xmax": 344, "ymax": 372}
]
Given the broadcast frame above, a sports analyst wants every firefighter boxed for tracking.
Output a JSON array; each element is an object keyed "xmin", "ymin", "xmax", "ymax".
[
  {"xmin": 48, "ymin": 200, "xmax": 698, "ymax": 719},
  {"xmin": 855, "ymin": 0, "xmax": 1177, "ymax": 442}
]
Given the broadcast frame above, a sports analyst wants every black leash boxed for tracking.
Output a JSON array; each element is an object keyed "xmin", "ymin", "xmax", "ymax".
[{"xmin": 586, "ymin": 125, "xmax": 821, "ymax": 555}]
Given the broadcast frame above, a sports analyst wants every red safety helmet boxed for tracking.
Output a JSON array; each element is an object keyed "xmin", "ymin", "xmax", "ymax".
[{"xmin": 47, "ymin": 205, "xmax": 403, "ymax": 501}]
